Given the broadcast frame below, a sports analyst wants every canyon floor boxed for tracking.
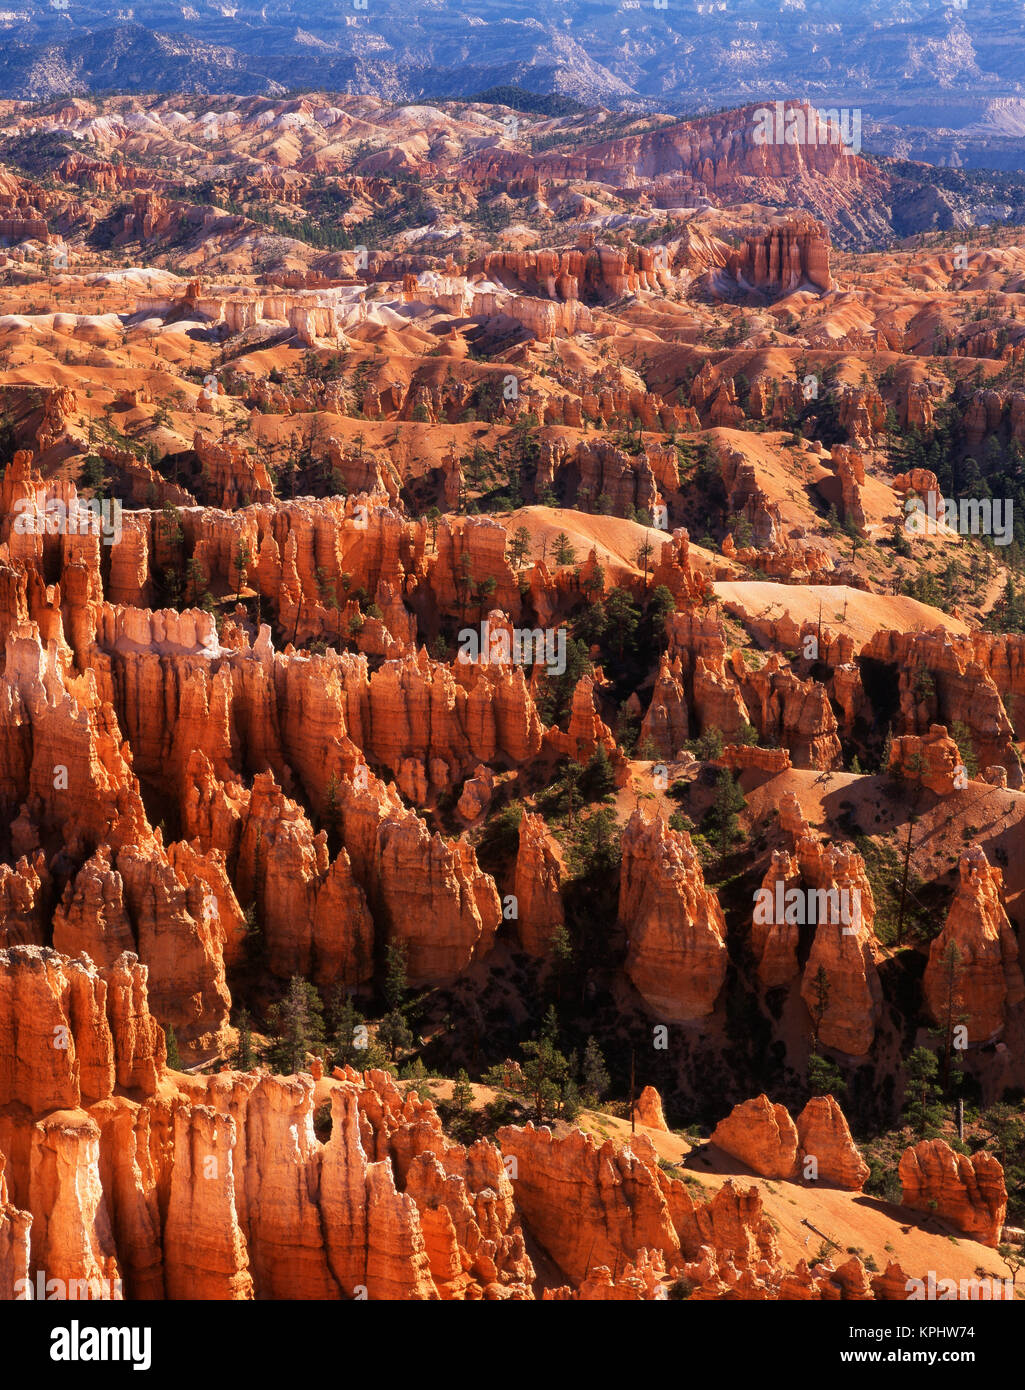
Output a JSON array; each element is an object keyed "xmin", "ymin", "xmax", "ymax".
[{"xmin": 0, "ymin": 93, "xmax": 1024, "ymax": 1306}]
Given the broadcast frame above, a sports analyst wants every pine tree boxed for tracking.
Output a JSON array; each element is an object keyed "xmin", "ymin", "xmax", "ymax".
[
  {"xmin": 580, "ymin": 1036, "xmax": 610, "ymax": 1106},
  {"xmin": 635, "ymin": 539, "xmax": 655, "ymax": 591},
  {"xmin": 508, "ymin": 525, "xmax": 532, "ymax": 568},
  {"xmin": 451, "ymin": 1068, "xmax": 474, "ymax": 1113},
  {"xmin": 809, "ymin": 966, "xmax": 830, "ymax": 1050},
  {"xmin": 881, "ymin": 727, "xmax": 895, "ymax": 777},
  {"xmin": 548, "ymin": 923, "xmax": 573, "ymax": 1000},
  {"xmin": 560, "ymin": 1078, "xmax": 582, "ymax": 1121},
  {"xmin": 580, "ymin": 743, "xmax": 616, "ymax": 801},
  {"xmin": 165, "ymin": 1025, "xmax": 182, "ymax": 1070},
  {"xmin": 231, "ymin": 1008, "xmax": 254, "ymax": 1070},
  {"xmin": 323, "ymin": 774, "xmax": 340, "ymax": 853},
  {"xmin": 377, "ymin": 1009, "xmax": 413, "ymax": 1061},
  {"xmin": 383, "ymin": 941, "xmax": 408, "ymax": 1014},
  {"xmin": 950, "ymin": 721, "xmax": 978, "ymax": 778},
  {"xmin": 705, "ymin": 768, "xmax": 746, "ymax": 860},
  {"xmin": 694, "ymin": 725, "xmax": 724, "ymax": 762},
  {"xmin": 330, "ymin": 994, "xmax": 365, "ymax": 1067},
  {"xmin": 807, "ymin": 1050, "xmax": 844, "ymax": 1098},
  {"xmin": 520, "ymin": 1012, "xmax": 571, "ymax": 1123},
  {"xmin": 233, "ymin": 540, "xmax": 252, "ymax": 601},
  {"xmin": 904, "ymin": 1046, "xmax": 944, "ymax": 1137},
  {"xmin": 266, "ymin": 976, "xmax": 326, "ymax": 1074},
  {"xmin": 938, "ymin": 939, "xmax": 966, "ymax": 1089},
  {"xmin": 553, "ymin": 532, "xmax": 576, "ymax": 566}
]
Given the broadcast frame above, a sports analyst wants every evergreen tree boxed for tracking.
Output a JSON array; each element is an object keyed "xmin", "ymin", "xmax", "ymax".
[
  {"xmin": 519, "ymin": 1009, "xmax": 571, "ymax": 1123},
  {"xmin": 881, "ymin": 729, "xmax": 894, "ymax": 773},
  {"xmin": 580, "ymin": 1036, "xmax": 611, "ymax": 1106},
  {"xmin": 241, "ymin": 901, "xmax": 263, "ymax": 966},
  {"xmin": 570, "ymin": 806, "xmax": 621, "ymax": 878},
  {"xmin": 693, "ymin": 726, "xmax": 724, "ymax": 762},
  {"xmin": 635, "ymin": 539, "xmax": 655, "ymax": 591},
  {"xmin": 328, "ymin": 993, "xmax": 383, "ymax": 1069},
  {"xmin": 266, "ymin": 976, "xmax": 326, "ymax": 1074},
  {"xmin": 579, "ymin": 743, "xmax": 616, "ymax": 801},
  {"xmin": 937, "ymin": 939, "xmax": 967, "ymax": 1090},
  {"xmin": 603, "ymin": 587, "xmax": 640, "ymax": 663},
  {"xmin": 808, "ymin": 966, "xmax": 830, "ymax": 1050},
  {"xmin": 547, "ymin": 923, "xmax": 574, "ymax": 1000},
  {"xmin": 704, "ymin": 769, "xmax": 746, "ymax": 859},
  {"xmin": 378, "ymin": 1009, "xmax": 413, "ymax": 1061},
  {"xmin": 508, "ymin": 525, "xmax": 532, "ymax": 568},
  {"xmin": 323, "ymin": 774, "xmax": 340, "ymax": 852},
  {"xmin": 451, "ymin": 1068, "xmax": 474, "ymax": 1113},
  {"xmin": 807, "ymin": 1050, "xmax": 844, "ymax": 1099},
  {"xmin": 903, "ymin": 1046, "xmax": 944, "ymax": 1137},
  {"xmin": 383, "ymin": 941, "xmax": 408, "ymax": 1014},
  {"xmin": 231, "ymin": 1007, "xmax": 254, "ymax": 1070},
  {"xmin": 645, "ymin": 584, "xmax": 676, "ymax": 653},
  {"xmin": 233, "ymin": 540, "xmax": 252, "ymax": 601},
  {"xmin": 950, "ymin": 721, "xmax": 978, "ymax": 778},
  {"xmin": 553, "ymin": 532, "xmax": 577, "ymax": 566},
  {"xmin": 560, "ymin": 1078, "xmax": 582, "ymax": 1122}
]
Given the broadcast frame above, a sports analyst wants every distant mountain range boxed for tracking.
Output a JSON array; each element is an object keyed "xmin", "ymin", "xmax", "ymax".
[{"xmin": 7, "ymin": 1, "xmax": 1025, "ymax": 169}]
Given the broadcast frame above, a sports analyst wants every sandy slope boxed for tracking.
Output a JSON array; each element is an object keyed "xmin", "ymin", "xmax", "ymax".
[
  {"xmin": 715, "ymin": 581, "xmax": 969, "ymax": 644},
  {"xmin": 495, "ymin": 505, "xmax": 722, "ymax": 582},
  {"xmin": 579, "ymin": 1111, "xmax": 1012, "ymax": 1290}
]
